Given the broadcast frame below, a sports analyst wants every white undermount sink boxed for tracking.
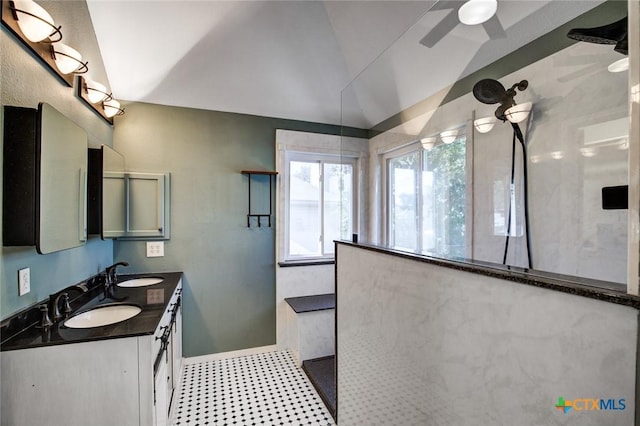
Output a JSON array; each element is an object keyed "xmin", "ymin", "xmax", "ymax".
[
  {"xmin": 117, "ymin": 277, "xmax": 164, "ymax": 288},
  {"xmin": 64, "ymin": 304, "xmax": 142, "ymax": 328}
]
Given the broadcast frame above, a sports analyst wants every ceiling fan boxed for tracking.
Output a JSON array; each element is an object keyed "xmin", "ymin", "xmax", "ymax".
[{"xmin": 419, "ymin": 0, "xmax": 506, "ymax": 48}]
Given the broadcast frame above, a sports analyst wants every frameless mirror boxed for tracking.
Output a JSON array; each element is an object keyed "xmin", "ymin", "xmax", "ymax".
[{"xmin": 37, "ymin": 103, "xmax": 88, "ymax": 254}]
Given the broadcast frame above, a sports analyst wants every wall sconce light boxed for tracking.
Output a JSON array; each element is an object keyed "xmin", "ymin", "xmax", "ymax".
[
  {"xmin": 103, "ymin": 98, "xmax": 125, "ymax": 118},
  {"xmin": 84, "ymin": 79, "xmax": 112, "ymax": 104},
  {"xmin": 51, "ymin": 42, "xmax": 88, "ymax": 74},
  {"xmin": 473, "ymin": 116, "xmax": 496, "ymax": 133},
  {"xmin": 76, "ymin": 76, "xmax": 119, "ymax": 125},
  {"xmin": 10, "ymin": 0, "xmax": 61, "ymax": 42},
  {"xmin": 1, "ymin": 0, "xmax": 90, "ymax": 86},
  {"xmin": 458, "ymin": 0, "xmax": 497, "ymax": 26},
  {"xmin": 440, "ymin": 129, "xmax": 458, "ymax": 144},
  {"xmin": 421, "ymin": 137, "xmax": 437, "ymax": 150},
  {"xmin": 504, "ymin": 102, "xmax": 532, "ymax": 124}
]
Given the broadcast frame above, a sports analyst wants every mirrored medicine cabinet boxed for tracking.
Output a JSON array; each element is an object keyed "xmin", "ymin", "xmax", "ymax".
[{"xmin": 3, "ymin": 103, "xmax": 88, "ymax": 254}]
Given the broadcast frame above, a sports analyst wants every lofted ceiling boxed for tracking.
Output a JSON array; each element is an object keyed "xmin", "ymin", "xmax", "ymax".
[{"xmin": 87, "ymin": 0, "xmax": 605, "ymax": 129}]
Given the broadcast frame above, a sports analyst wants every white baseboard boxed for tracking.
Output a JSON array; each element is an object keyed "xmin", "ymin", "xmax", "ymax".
[{"xmin": 183, "ymin": 345, "xmax": 278, "ymax": 365}]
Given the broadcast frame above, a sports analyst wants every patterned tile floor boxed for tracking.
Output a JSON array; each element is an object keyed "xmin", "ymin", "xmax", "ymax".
[{"xmin": 172, "ymin": 351, "xmax": 336, "ymax": 426}]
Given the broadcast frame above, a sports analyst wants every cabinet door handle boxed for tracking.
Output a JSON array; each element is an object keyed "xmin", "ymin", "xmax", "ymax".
[{"xmin": 156, "ymin": 326, "xmax": 169, "ymax": 340}]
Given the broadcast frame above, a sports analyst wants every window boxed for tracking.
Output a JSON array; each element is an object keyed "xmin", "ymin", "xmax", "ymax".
[
  {"xmin": 386, "ymin": 134, "xmax": 467, "ymax": 258},
  {"xmin": 286, "ymin": 153, "xmax": 356, "ymax": 259}
]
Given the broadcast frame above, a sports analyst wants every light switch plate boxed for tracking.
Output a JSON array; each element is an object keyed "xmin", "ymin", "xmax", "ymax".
[
  {"xmin": 18, "ymin": 268, "xmax": 30, "ymax": 296},
  {"xmin": 146, "ymin": 241, "xmax": 164, "ymax": 257}
]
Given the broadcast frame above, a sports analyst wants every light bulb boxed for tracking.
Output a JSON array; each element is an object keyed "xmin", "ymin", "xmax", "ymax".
[
  {"xmin": 473, "ymin": 116, "xmax": 496, "ymax": 133},
  {"xmin": 103, "ymin": 99, "xmax": 122, "ymax": 118},
  {"xmin": 440, "ymin": 129, "xmax": 458, "ymax": 144},
  {"xmin": 13, "ymin": 0, "xmax": 56, "ymax": 42},
  {"xmin": 504, "ymin": 102, "xmax": 532, "ymax": 123},
  {"xmin": 458, "ymin": 0, "xmax": 498, "ymax": 26},
  {"xmin": 52, "ymin": 43, "xmax": 84, "ymax": 74}
]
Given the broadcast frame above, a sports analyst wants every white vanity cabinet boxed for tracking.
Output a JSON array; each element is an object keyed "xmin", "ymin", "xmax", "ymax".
[
  {"xmin": 1, "ymin": 279, "xmax": 183, "ymax": 426},
  {"xmin": 145, "ymin": 281, "xmax": 183, "ymax": 426}
]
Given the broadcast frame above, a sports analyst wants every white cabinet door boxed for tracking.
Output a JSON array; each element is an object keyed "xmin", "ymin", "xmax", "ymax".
[
  {"xmin": 124, "ymin": 172, "xmax": 171, "ymax": 239},
  {"xmin": 154, "ymin": 355, "xmax": 169, "ymax": 426},
  {"xmin": 172, "ymin": 296, "xmax": 183, "ymax": 388}
]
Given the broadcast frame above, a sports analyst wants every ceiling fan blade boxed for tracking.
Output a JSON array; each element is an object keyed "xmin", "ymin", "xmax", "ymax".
[
  {"xmin": 419, "ymin": 9, "xmax": 460, "ymax": 48},
  {"xmin": 482, "ymin": 15, "xmax": 506, "ymax": 40}
]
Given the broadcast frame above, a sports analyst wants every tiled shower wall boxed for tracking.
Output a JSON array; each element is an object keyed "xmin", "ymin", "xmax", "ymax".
[{"xmin": 336, "ymin": 243, "xmax": 638, "ymax": 425}]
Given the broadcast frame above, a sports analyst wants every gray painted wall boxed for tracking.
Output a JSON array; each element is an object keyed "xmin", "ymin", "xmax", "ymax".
[
  {"xmin": 113, "ymin": 101, "xmax": 359, "ymax": 357},
  {"xmin": 1, "ymin": 2, "xmax": 113, "ymax": 318}
]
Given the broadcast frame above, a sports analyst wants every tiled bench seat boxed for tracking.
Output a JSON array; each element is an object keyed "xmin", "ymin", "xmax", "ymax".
[{"xmin": 284, "ymin": 294, "xmax": 335, "ymax": 366}]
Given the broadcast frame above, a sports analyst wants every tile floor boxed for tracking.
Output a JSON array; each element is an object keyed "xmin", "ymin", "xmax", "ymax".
[{"xmin": 172, "ymin": 351, "xmax": 336, "ymax": 426}]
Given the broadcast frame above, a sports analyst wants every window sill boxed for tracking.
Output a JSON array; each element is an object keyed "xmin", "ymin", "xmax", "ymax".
[{"xmin": 278, "ymin": 259, "xmax": 335, "ymax": 268}]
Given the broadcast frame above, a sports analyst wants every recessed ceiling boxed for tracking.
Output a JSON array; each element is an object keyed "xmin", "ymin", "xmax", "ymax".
[{"xmin": 87, "ymin": 0, "xmax": 604, "ymax": 129}]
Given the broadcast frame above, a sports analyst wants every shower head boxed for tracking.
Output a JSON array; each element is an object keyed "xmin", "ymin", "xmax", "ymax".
[
  {"xmin": 567, "ymin": 16, "xmax": 628, "ymax": 55},
  {"xmin": 473, "ymin": 79, "xmax": 528, "ymax": 121},
  {"xmin": 472, "ymin": 79, "xmax": 506, "ymax": 104}
]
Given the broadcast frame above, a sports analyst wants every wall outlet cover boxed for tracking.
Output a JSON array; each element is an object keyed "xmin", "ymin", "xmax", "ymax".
[
  {"xmin": 146, "ymin": 241, "xmax": 164, "ymax": 257},
  {"xmin": 18, "ymin": 268, "xmax": 30, "ymax": 296}
]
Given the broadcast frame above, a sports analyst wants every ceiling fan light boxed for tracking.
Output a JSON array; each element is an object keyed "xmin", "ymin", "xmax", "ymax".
[
  {"xmin": 85, "ymin": 79, "xmax": 110, "ymax": 104},
  {"xmin": 504, "ymin": 102, "xmax": 532, "ymax": 123},
  {"xmin": 458, "ymin": 0, "xmax": 498, "ymax": 26},
  {"xmin": 421, "ymin": 137, "xmax": 437, "ymax": 150},
  {"xmin": 12, "ymin": 0, "xmax": 57, "ymax": 42},
  {"xmin": 473, "ymin": 116, "xmax": 496, "ymax": 133},
  {"xmin": 52, "ymin": 42, "xmax": 87, "ymax": 74},
  {"xmin": 440, "ymin": 129, "xmax": 458, "ymax": 144},
  {"xmin": 103, "ymin": 98, "xmax": 124, "ymax": 118}
]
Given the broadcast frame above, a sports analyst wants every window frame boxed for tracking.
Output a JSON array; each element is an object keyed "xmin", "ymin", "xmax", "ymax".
[
  {"xmin": 284, "ymin": 151, "xmax": 358, "ymax": 261},
  {"xmin": 382, "ymin": 132, "xmax": 471, "ymax": 257}
]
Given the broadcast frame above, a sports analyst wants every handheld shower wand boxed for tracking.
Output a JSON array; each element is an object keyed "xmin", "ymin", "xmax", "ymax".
[{"xmin": 472, "ymin": 78, "xmax": 533, "ymax": 269}]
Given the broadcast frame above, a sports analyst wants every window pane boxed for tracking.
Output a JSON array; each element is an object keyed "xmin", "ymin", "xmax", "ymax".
[
  {"xmin": 422, "ymin": 137, "xmax": 466, "ymax": 257},
  {"xmin": 389, "ymin": 152, "xmax": 419, "ymax": 251},
  {"xmin": 323, "ymin": 163, "xmax": 353, "ymax": 254},
  {"xmin": 289, "ymin": 161, "xmax": 321, "ymax": 256}
]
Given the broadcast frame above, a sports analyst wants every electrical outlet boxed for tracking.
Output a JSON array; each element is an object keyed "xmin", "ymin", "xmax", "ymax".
[
  {"xmin": 146, "ymin": 241, "xmax": 164, "ymax": 257},
  {"xmin": 18, "ymin": 268, "xmax": 30, "ymax": 296}
]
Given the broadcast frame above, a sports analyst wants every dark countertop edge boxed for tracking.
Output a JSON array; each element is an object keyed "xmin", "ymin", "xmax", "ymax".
[
  {"xmin": 278, "ymin": 259, "xmax": 335, "ymax": 268},
  {"xmin": 336, "ymin": 241, "xmax": 640, "ymax": 310},
  {"xmin": 285, "ymin": 294, "xmax": 336, "ymax": 313},
  {"xmin": 1, "ymin": 271, "xmax": 183, "ymax": 352}
]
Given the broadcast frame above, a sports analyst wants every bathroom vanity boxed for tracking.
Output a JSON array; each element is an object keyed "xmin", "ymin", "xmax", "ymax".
[{"xmin": 0, "ymin": 272, "xmax": 183, "ymax": 426}]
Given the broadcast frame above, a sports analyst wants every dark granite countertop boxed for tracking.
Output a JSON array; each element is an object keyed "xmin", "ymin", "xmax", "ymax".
[
  {"xmin": 336, "ymin": 241, "xmax": 640, "ymax": 309},
  {"xmin": 1, "ymin": 272, "xmax": 183, "ymax": 351},
  {"xmin": 285, "ymin": 294, "xmax": 335, "ymax": 313}
]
